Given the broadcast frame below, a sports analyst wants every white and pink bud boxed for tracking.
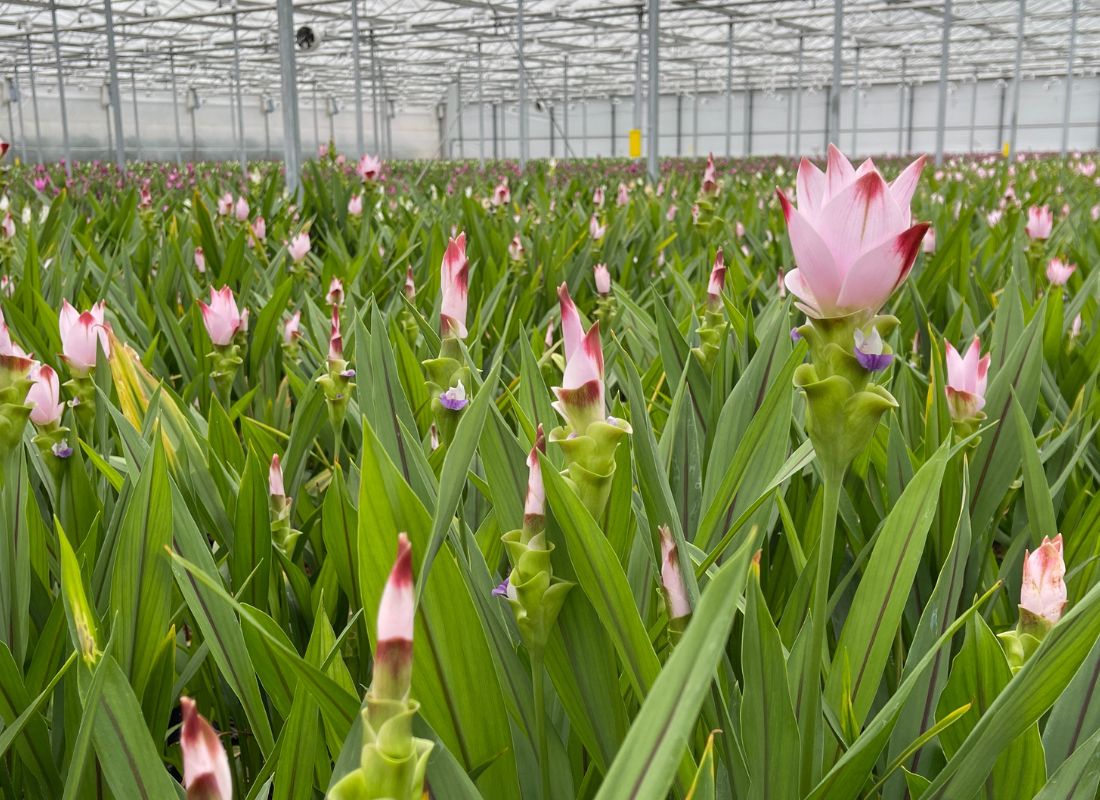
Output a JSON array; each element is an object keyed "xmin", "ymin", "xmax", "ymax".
[
  {"xmin": 375, "ymin": 533, "xmax": 415, "ymax": 701},
  {"xmin": 616, "ymin": 183, "xmax": 630, "ymax": 207},
  {"xmin": 1026, "ymin": 205, "xmax": 1053, "ymax": 240},
  {"xmin": 594, "ymin": 263, "xmax": 611, "ymax": 296},
  {"xmin": 59, "ymin": 300, "xmax": 111, "ymax": 374},
  {"xmin": 945, "ymin": 337, "xmax": 991, "ymax": 421},
  {"xmin": 706, "ymin": 249, "xmax": 726, "ymax": 309},
  {"xmin": 589, "ymin": 214, "xmax": 606, "ymax": 241},
  {"xmin": 26, "ymin": 364, "xmax": 64, "ymax": 427},
  {"xmin": 179, "ymin": 697, "xmax": 232, "ymax": 800},
  {"xmin": 251, "ymin": 216, "xmax": 266, "ymax": 241},
  {"xmin": 440, "ymin": 232, "xmax": 469, "ymax": 339},
  {"xmin": 326, "ymin": 277, "xmax": 345, "ymax": 307},
  {"xmin": 1046, "ymin": 258, "xmax": 1076, "ymax": 286},
  {"xmin": 347, "ymin": 194, "xmax": 363, "ymax": 216},
  {"xmin": 288, "ymin": 232, "xmax": 311, "ymax": 263},
  {"xmin": 701, "ymin": 153, "xmax": 718, "ymax": 194},
  {"xmin": 592, "ymin": 185, "xmax": 605, "ymax": 208},
  {"xmin": 283, "ymin": 311, "xmax": 301, "ymax": 346},
  {"xmin": 269, "ymin": 453, "xmax": 286, "ymax": 499},
  {"xmin": 1020, "ymin": 535, "xmax": 1067, "ymax": 628},
  {"xmin": 659, "ymin": 526, "xmax": 691, "ymax": 620},
  {"xmin": 234, "ymin": 196, "xmax": 250, "ymax": 222},
  {"xmin": 199, "ymin": 287, "xmax": 246, "ymax": 347},
  {"xmin": 508, "ymin": 233, "xmax": 524, "ymax": 262},
  {"xmin": 524, "ymin": 425, "xmax": 546, "ymax": 525},
  {"xmin": 194, "ymin": 247, "xmax": 206, "ymax": 274},
  {"xmin": 357, "ymin": 153, "xmax": 382, "ymax": 181}
]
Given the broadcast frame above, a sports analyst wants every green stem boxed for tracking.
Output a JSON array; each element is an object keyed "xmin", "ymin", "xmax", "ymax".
[
  {"xmin": 799, "ymin": 470, "xmax": 842, "ymax": 794},
  {"xmin": 532, "ymin": 652, "xmax": 551, "ymax": 800}
]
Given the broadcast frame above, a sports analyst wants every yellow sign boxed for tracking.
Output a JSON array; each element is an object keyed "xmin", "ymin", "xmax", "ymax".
[
  {"xmin": 1002, "ymin": 141, "xmax": 1010, "ymax": 158},
  {"xmin": 629, "ymin": 129, "xmax": 642, "ymax": 159}
]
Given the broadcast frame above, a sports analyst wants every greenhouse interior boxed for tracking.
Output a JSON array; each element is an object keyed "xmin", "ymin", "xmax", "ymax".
[{"xmin": 0, "ymin": 1, "xmax": 1098, "ymax": 800}]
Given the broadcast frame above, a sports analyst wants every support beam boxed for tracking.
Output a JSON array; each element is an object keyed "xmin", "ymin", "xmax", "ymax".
[
  {"xmin": 646, "ymin": 0, "xmax": 659, "ymax": 181},
  {"xmin": 49, "ymin": 1, "xmax": 70, "ymax": 173},
  {"xmin": 794, "ymin": 36, "xmax": 804, "ymax": 156},
  {"xmin": 907, "ymin": 80, "xmax": 916, "ymax": 153},
  {"xmin": 969, "ymin": 72, "xmax": 979, "ymax": 152},
  {"xmin": 633, "ymin": 8, "xmax": 643, "ymax": 158},
  {"xmin": 1061, "ymin": 0, "xmax": 1078, "ymax": 156},
  {"xmin": 169, "ymin": 47, "xmax": 182, "ymax": 165},
  {"xmin": 1008, "ymin": 0, "xmax": 1026, "ymax": 160},
  {"xmin": 25, "ymin": 36, "xmax": 42, "ymax": 163},
  {"xmin": 692, "ymin": 66, "xmax": 700, "ymax": 156},
  {"xmin": 852, "ymin": 45, "xmax": 860, "ymax": 155},
  {"xmin": 828, "ymin": 0, "xmax": 843, "ymax": 146},
  {"xmin": 232, "ymin": 7, "xmax": 247, "ymax": 174},
  {"xmin": 517, "ymin": 0, "xmax": 528, "ymax": 169},
  {"xmin": 103, "ymin": 0, "xmax": 125, "ymax": 170},
  {"xmin": 725, "ymin": 23, "xmax": 733, "ymax": 157},
  {"xmin": 676, "ymin": 93, "xmax": 682, "ymax": 156},
  {"xmin": 744, "ymin": 87, "xmax": 753, "ymax": 155},
  {"xmin": 562, "ymin": 57, "xmax": 569, "ymax": 157},
  {"xmin": 934, "ymin": 0, "xmax": 953, "ymax": 165},
  {"xmin": 455, "ymin": 71, "xmax": 464, "ymax": 159},
  {"xmin": 582, "ymin": 99, "xmax": 588, "ymax": 157},
  {"xmin": 477, "ymin": 42, "xmax": 485, "ymax": 164},
  {"xmin": 312, "ymin": 84, "xmax": 320, "ymax": 154},
  {"xmin": 997, "ymin": 79, "xmax": 1007, "ymax": 148},
  {"xmin": 611, "ymin": 98, "xmax": 617, "ymax": 157},
  {"xmin": 12, "ymin": 72, "xmax": 25, "ymax": 162},
  {"xmin": 369, "ymin": 30, "xmax": 380, "ymax": 152},
  {"xmin": 130, "ymin": 69, "xmax": 141, "ymax": 161},
  {"xmin": 276, "ymin": 0, "xmax": 302, "ymax": 194},
  {"xmin": 350, "ymin": 0, "xmax": 364, "ymax": 155},
  {"xmin": 898, "ymin": 56, "xmax": 907, "ymax": 154}
]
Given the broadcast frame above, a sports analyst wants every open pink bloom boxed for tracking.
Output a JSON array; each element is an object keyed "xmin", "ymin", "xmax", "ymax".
[
  {"xmin": 616, "ymin": 183, "xmax": 630, "ymax": 207},
  {"xmin": 707, "ymin": 248, "xmax": 726, "ymax": 305},
  {"xmin": 347, "ymin": 194, "xmax": 363, "ymax": 216},
  {"xmin": 945, "ymin": 337, "xmax": 990, "ymax": 421},
  {"xmin": 594, "ymin": 263, "xmax": 611, "ymax": 296},
  {"xmin": 777, "ymin": 145, "xmax": 929, "ymax": 318},
  {"xmin": 701, "ymin": 153, "xmax": 718, "ymax": 194},
  {"xmin": 1025, "ymin": 206, "xmax": 1053, "ymax": 240},
  {"xmin": 922, "ymin": 227, "xmax": 936, "ymax": 254},
  {"xmin": 404, "ymin": 266, "xmax": 416, "ymax": 300},
  {"xmin": 216, "ymin": 193, "xmax": 233, "ymax": 216},
  {"xmin": 139, "ymin": 187, "xmax": 152, "ymax": 208},
  {"xmin": 491, "ymin": 179, "xmax": 510, "ymax": 207},
  {"xmin": 180, "ymin": 697, "xmax": 232, "ymax": 800},
  {"xmin": 357, "ymin": 153, "xmax": 382, "ymax": 181},
  {"xmin": 234, "ymin": 196, "xmax": 249, "ymax": 222},
  {"xmin": 589, "ymin": 214, "xmax": 606, "ymax": 241},
  {"xmin": 440, "ymin": 232, "xmax": 469, "ymax": 339},
  {"xmin": 199, "ymin": 287, "xmax": 246, "ymax": 347},
  {"xmin": 194, "ymin": 247, "xmax": 206, "ymax": 273},
  {"xmin": 251, "ymin": 216, "xmax": 266, "ymax": 241},
  {"xmin": 269, "ymin": 453, "xmax": 285, "ymax": 498},
  {"xmin": 26, "ymin": 364, "xmax": 64, "ymax": 426},
  {"xmin": 552, "ymin": 315, "xmax": 606, "ymax": 433},
  {"xmin": 524, "ymin": 425, "xmax": 546, "ymax": 520},
  {"xmin": 593, "ymin": 186, "xmax": 605, "ymax": 208},
  {"xmin": 659, "ymin": 526, "xmax": 691, "ymax": 620},
  {"xmin": 287, "ymin": 232, "xmax": 310, "ymax": 263},
  {"xmin": 508, "ymin": 233, "xmax": 524, "ymax": 261},
  {"xmin": 327, "ymin": 277, "xmax": 345, "ymax": 306},
  {"xmin": 283, "ymin": 310, "xmax": 301, "ymax": 345},
  {"xmin": 376, "ymin": 533, "xmax": 414, "ymax": 700},
  {"xmin": 59, "ymin": 300, "xmax": 111, "ymax": 373},
  {"xmin": 1020, "ymin": 535, "xmax": 1067, "ymax": 626},
  {"xmin": 1046, "ymin": 258, "xmax": 1076, "ymax": 286}
]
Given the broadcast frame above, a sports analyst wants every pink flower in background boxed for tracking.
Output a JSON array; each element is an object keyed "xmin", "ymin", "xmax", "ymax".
[
  {"xmin": 347, "ymin": 194, "xmax": 363, "ymax": 216},
  {"xmin": 199, "ymin": 287, "xmax": 246, "ymax": 347},
  {"xmin": 440, "ymin": 232, "xmax": 469, "ymax": 339},
  {"xmin": 26, "ymin": 364, "xmax": 64, "ymax": 426},
  {"xmin": 777, "ymin": 145, "xmax": 928, "ymax": 318},
  {"xmin": 701, "ymin": 153, "xmax": 718, "ymax": 194},
  {"xmin": 288, "ymin": 232, "xmax": 311, "ymax": 263},
  {"xmin": 1091, "ymin": 205, "xmax": 1100, "ymax": 221},
  {"xmin": 666, "ymin": 205, "xmax": 677, "ymax": 221},
  {"xmin": 328, "ymin": 305, "xmax": 344, "ymax": 361},
  {"xmin": 179, "ymin": 698, "xmax": 232, "ymax": 800},
  {"xmin": 616, "ymin": 183, "xmax": 630, "ymax": 207},
  {"xmin": 922, "ymin": 227, "xmax": 936, "ymax": 254},
  {"xmin": 1071, "ymin": 313, "xmax": 1082, "ymax": 339},
  {"xmin": 318, "ymin": 143, "xmax": 329, "ymax": 158},
  {"xmin": 1025, "ymin": 205, "xmax": 1053, "ymax": 239},
  {"xmin": 944, "ymin": 337, "xmax": 990, "ymax": 421},
  {"xmin": 375, "ymin": 534, "xmax": 414, "ymax": 699},
  {"xmin": 283, "ymin": 310, "xmax": 301, "ymax": 345},
  {"xmin": 659, "ymin": 526, "xmax": 691, "ymax": 619},
  {"xmin": 691, "ymin": 204, "xmax": 701, "ymax": 224},
  {"xmin": 707, "ymin": 249, "xmax": 726, "ymax": 306},
  {"xmin": 589, "ymin": 214, "xmax": 606, "ymax": 241},
  {"xmin": 508, "ymin": 233, "xmax": 524, "ymax": 261},
  {"xmin": 491, "ymin": 179, "xmax": 510, "ymax": 207},
  {"xmin": 777, "ymin": 268, "xmax": 787, "ymax": 298},
  {"xmin": 234, "ymin": 196, "xmax": 249, "ymax": 222},
  {"xmin": 594, "ymin": 263, "xmax": 611, "ymax": 296},
  {"xmin": 987, "ymin": 209, "xmax": 1003, "ymax": 227},
  {"xmin": 357, "ymin": 153, "xmax": 382, "ymax": 181},
  {"xmin": 216, "ymin": 192, "xmax": 233, "ymax": 216},
  {"xmin": 404, "ymin": 266, "xmax": 416, "ymax": 300},
  {"xmin": 59, "ymin": 300, "xmax": 111, "ymax": 373},
  {"xmin": 2, "ymin": 213, "xmax": 14, "ymax": 239},
  {"xmin": 524, "ymin": 425, "xmax": 546, "ymax": 521},
  {"xmin": 1020, "ymin": 535, "xmax": 1067, "ymax": 626},
  {"xmin": 251, "ymin": 216, "xmax": 266, "ymax": 240},
  {"xmin": 269, "ymin": 453, "xmax": 285, "ymax": 498},
  {"xmin": 592, "ymin": 185, "xmax": 605, "ymax": 208},
  {"xmin": 735, "ymin": 221, "xmax": 745, "ymax": 238},
  {"xmin": 0, "ymin": 139, "xmax": 9, "ymax": 160},
  {"xmin": 1046, "ymin": 258, "xmax": 1076, "ymax": 286},
  {"xmin": 0, "ymin": 308, "xmax": 28, "ymax": 358},
  {"xmin": 327, "ymin": 277, "xmax": 345, "ymax": 306}
]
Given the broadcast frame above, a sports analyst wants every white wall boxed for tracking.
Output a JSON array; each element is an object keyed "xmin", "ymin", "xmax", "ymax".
[
  {"xmin": 3, "ymin": 77, "xmax": 439, "ymax": 163},
  {"xmin": 454, "ymin": 76, "xmax": 1100, "ymax": 159}
]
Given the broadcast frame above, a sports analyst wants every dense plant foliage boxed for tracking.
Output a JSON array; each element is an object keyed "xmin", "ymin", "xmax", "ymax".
[{"xmin": 0, "ymin": 146, "xmax": 1097, "ymax": 799}]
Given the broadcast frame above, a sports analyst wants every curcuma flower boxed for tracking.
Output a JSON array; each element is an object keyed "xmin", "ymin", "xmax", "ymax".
[
  {"xmin": 439, "ymin": 232, "xmax": 469, "ymax": 339},
  {"xmin": 693, "ymin": 249, "xmax": 729, "ymax": 372},
  {"xmin": 179, "ymin": 697, "xmax": 232, "ymax": 800},
  {"xmin": 594, "ymin": 263, "xmax": 611, "ymax": 296},
  {"xmin": 1046, "ymin": 258, "xmax": 1076, "ymax": 286},
  {"xmin": 1000, "ymin": 535, "xmax": 1067, "ymax": 671},
  {"xmin": 659, "ymin": 525, "xmax": 691, "ymax": 625},
  {"xmin": 944, "ymin": 337, "xmax": 990, "ymax": 423},
  {"xmin": 26, "ymin": 364, "xmax": 64, "ymax": 427},
  {"xmin": 288, "ymin": 232, "xmax": 311, "ymax": 263},
  {"xmin": 59, "ymin": 300, "xmax": 111, "ymax": 375},
  {"xmin": 357, "ymin": 153, "xmax": 382, "ymax": 181},
  {"xmin": 701, "ymin": 153, "xmax": 718, "ymax": 194},
  {"xmin": 199, "ymin": 287, "xmax": 246, "ymax": 347},
  {"xmin": 777, "ymin": 145, "xmax": 928, "ymax": 319},
  {"xmin": 1025, "ymin": 205, "xmax": 1053, "ymax": 240}
]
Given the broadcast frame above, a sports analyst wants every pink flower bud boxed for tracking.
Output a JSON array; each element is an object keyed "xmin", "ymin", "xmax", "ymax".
[
  {"xmin": 404, "ymin": 267, "xmax": 416, "ymax": 300},
  {"xmin": 347, "ymin": 194, "xmax": 363, "ymax": 216},
  {"xmin": 328, "ymin": 305, "xmax": 343, "ymax": 361},
  {"xmin": 283, "ymin": 311, "xmax": 301, "ymax": 345},
  {"xmin": 701, "ymin": 153, "xmax": 718, "ymax": 194},
  {"xmin": 659, "ymin": 526, "xmax": 691, "ymax": 620},
  {"xmin": 594, "ymin": 263, "xmax": 611, "ymax": 296},
  {"xmin": 1046, "ymin": 258, "xmax": 1076, "ymax": 286},
  {"xmin": 251, "ymin": 216, "xmax": 266, "ymax": 241},
  {"xmin": 707, "ymin": 249, "xmax": 726, "ymax": 305},
  {"xmin": 194, "ymin": 247, "xmax": 206, "ymax": 274},
  {"xmin": 616, "ymin": 182, "xmax": 630, "ymax": 207},
  {"xmin": 945, "ymin": 337, "xmax": 991, "ymax": 421},
  {"xmin": 1026, "ymin": 205, "xmax": 1053, "ymax": 240},
  {"xmin": 589, "ymin": 214, "xmax": 606, "ymax": 241},
  {"xmin": 26, "ymin": 363, "xmax": 64, "ymax": 426},
  {"xmin": 327, "ymin": 277, "xmax": 345, "ymax": 306},
  {"xmin": 198, "ymin": 287, "xmax": 246, "ymax": 347},
  {"xmin": 179, "ymin": 697, "xmax": 232, "ymax": 800},
  {"xmin": 288, "ymin": 232, "xmax": 311, "ymax": 263},
  {"xmin": 375, "ymin": 533, "xmax": 414, "ymax": 700},
  {"xmin": 234, "ymin": 196, "xmax": 249, "ymax": 222},
  {"xmin": 1020, "ymin": 535, "xmax": 1067, "ymax": 626},
  {"xmin": 922, "ymin": 227, "xmax": 936, "ymax": 254},
  {"xmin": 59, "ymin": 300, "xmax": 111, "ymax": 374},
  {"xmin": 269, "ymin": 453, "xmax": 285, "ymax": 498},
  {"xmin": 440, "ymin": 232, "xmax": 469, "ymax": 339},
  {"xmin": 592, "ymin": 185, "xmax": 605, "ymax": 208},
  {"xmin": 491, "ymin": 179, "xmax": 510, "ymax": 207},
  {"xmin": 524, "ymin": 425, "xmax": 546, "ymax": 521},
  {"xmin": 357, "ymin": 153, "xmax": 382, "ymax": 181},
  {"xmin": 216, "ymin": 193, "xmax": 233, "ymax": 216}
]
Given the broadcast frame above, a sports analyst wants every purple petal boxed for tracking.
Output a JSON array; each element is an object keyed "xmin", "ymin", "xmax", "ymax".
[
  {"xmin": 854, "ymin": 347, "xmax": 894, "ymax": 372},
  {"xmin": 790, "ymin": 327, "xmax": 802, "ymax": 342},
  {"xmin": 440, "ymin": 394, "xmax": 468, "ymax": 411},
  {"xmin": 491, "ymin": 579, "xmax": 510, "ymax": 598},
  {"xmin": 52, "ymin": 441, "xmax": 73, "ymax": 459}
]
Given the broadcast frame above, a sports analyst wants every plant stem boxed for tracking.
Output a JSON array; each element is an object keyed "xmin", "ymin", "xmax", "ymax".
[
  {"xmin": 532, "ymin": 652, "xmax": 551, "ymax": 800},
  {"xmin": 799, "ymin": 471, "xmax": 842, "ymax": 794}
]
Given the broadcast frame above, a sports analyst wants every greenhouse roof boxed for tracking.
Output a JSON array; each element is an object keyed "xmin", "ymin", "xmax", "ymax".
[{"xmin": 1, "ymin": 0, "xmax": 1097, "ymax": 111}]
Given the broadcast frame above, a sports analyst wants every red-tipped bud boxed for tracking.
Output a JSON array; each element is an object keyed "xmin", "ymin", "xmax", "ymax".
[
  {"xmin": 375, "ymin": 533, "xmax": 414, "ymax": 700},
  {"xmin": 180, "ymin": 697, "xmax": 232, "ymax": 800}
]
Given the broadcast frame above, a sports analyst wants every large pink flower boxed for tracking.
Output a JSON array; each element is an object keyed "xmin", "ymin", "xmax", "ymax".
[
  {"xmin": 357, "ymin": 153, "xmax": 382, "ymax": 181},
  {"xmin": 59, "ymin": 300, "xmax": 111, "ymax": 373},
  {"xmin": 1025, "ymin": 206, "xmax": 1053, "ymax": 240},
  {"xmin": 440, "ymin": 232, "xmax": 469, "ymax": 339},
  {"xmin": 198, "ymin": 287, "xmax": 246, "ymax": 347},
  {"xmin": 945, "ymin": 337, "xmax": 990, "ymax": 421},
  {"xmin": 1020, "ymin": 535, "xmax": 1066, "ymax": 626},
  {"xmin": 553, "ymin": 285, "xmax": 606, "ymax": 433},
  {"xmin": 180, "ymin": 698, "xmax": 232, "ymax": 800},
  {"xmin": 777, "ymin": 145, "xmax": 929, "ymax": 318},
  {"xmin": 26, "ymin": 363, "xmax": 63, "ymax": 426}
]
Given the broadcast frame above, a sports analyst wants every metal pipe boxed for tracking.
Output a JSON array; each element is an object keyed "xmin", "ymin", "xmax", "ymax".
[
  {"xmin": 725, "ymin": 22, "xmax": 733, "ymax": 157},
  {"xmin": 676, "ymin": 93, "xmax": 682, "ymax": 155},
  {"xmin": 49, "ymin": 0, "xmax": 71, "ymax": 172},
  {"xmin": 934, "ymin": 0, "xmax": 952, "ymax": 164},
  {"xmin": 12, "ymin": 72, "xmax": 25, "ymax": 162},
  {"xmin": 103, "ymin": 0, "xmax": 125, "ymax": 170},
  {"xmin": 25, "ymin": 36, "xmax": 42, "ymax": 163},
  {"xmin": 477, "ymin": 42, "xmax": 485, "ymax": 164},
  {"xmin": 562, "ymin": 56, "xmax": 570, "ymax": 157},
  {"xmin": 997, "ymin": 79, "xmax": 1006, "ymax": 148},
  {"xmin": 312, "ymin": 83, "xmax": 320, "ymax": 154},
  {"xmin": 582, "ymin": 99, "xmax": 588, "ymax": 157},
  {"xmin": 633, "ymin": 7, "xmax": 643, "ymax": 151},
  {"xmin": 898, "ymin": 55, "xmax": 907, "ymax": 154},
  {"xmin": 517, "ymin": 0, "xmax": 528, "ymax": 168},
  {"xmin": 828, "ymin": 0, "xmax": 843, "ymax": 146},
  {"xmin": 1008, "ymin": 0, "xmax": 1026, "ymax": 160},
  {"xmin": 852, "ymin": 45, "xmax": 860, "ymax": 155},
  {"xmin": 969, "ymin": 71, "xmax": 979, "ymax": 152},
  {"xmin": 169, "ymin": 48, "xmax": 182, "ymax": 165},
  {"xmin": 1061, "ymin": 0, "xmax": 1078, "ymax": 156},
  {"xmin": 646, "ymin": 0, "xmax": 659, "ymax": 180},
  {"xmin": 232, "ymin": 7, "xmax": 247, "ymax": 173},
  {"xmin": 131, "ymin": 69, "xmax": 142, "ymax": 161},
  {"xmin": 491, "ymin": 102, "xmax": 498, "ymax": 159},
  {"xmin": 744, "ymin": 87, "xmax": 753, "ymax": 155},
  {"xmin": 692, "ymin": 66, "xmax": 700, "ymax": 156},
  {"xmin": 907, "ymin": 81, "xmax": 916, "ymax": 153},
  {"xmin": 549, "ymin": 105, "xmax": 555, "ymax": 156},
  {"xmin": 350, "ymin": 0, "xmax": 364, "ymax": 154},
  {"xmin": 456, "ymin": 70, "xmax": 464, "ymax": 159},
  {"xmin": 794, "ymin": 35, "xmax": 804, "ymax": 156},
  {"xmin": 276, "ymin": 0, "xmax": 302, "ymax": 194},
  {"xmin": 369, "ymin": 29, "xmax": 380, "ymax": 151},
  {"xmin": 611, "ymin": 97, "xmax": 617, "ymax": 157}
]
